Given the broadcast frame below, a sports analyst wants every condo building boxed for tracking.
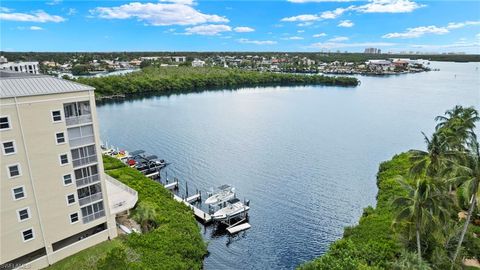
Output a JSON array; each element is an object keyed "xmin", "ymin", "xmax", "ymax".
[{"xmin": 0, "ymin": 71, "xmax": 137, "ymax": 269}]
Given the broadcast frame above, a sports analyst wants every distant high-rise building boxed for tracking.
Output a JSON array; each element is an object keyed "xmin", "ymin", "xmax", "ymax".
[{"xmin": 364, "ymin": 48, "xmax": 381, "ymax": 54}]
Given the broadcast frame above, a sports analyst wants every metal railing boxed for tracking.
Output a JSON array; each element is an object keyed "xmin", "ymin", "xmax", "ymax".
[
  {"xmin": 72, "ymin": 155, "xmax": 98, "ymax": 168},
  {"xmin": 65, "ymin": 114, "xmax": 92, "ymax": 126},
  {"xmin": 78, "ymin": 192, "xmax": 103, "ymax": 206},
  {"xmin": 82, "ymin": 210, "xmax": 105, "ymax": 223},
  {"xmin": 69, "ymin": 135, "xmax": 95, "ymax": 148},
  {"xmin": 75, "ymin": 174, "xmax": 100, "ymax": 187}
]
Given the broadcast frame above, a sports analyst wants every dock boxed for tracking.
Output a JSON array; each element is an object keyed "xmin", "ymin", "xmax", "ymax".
[
  {"xmin": 173, "ymin": 194, "xmax": 212, "ymax": 223},
  {"xmin": 145, "ymin": 171, "xmax": 159, "ymax": 179},
  {"xmin": 185, "ymin": 193, "xmax": 201, "ymax": 203},
  {"xmin": 164, "ymin": 180, "xmax": 178, "ymax": 190},
  {"xmin": 227, "ymin": 223, "xmax": 251, "ymax": 234}
]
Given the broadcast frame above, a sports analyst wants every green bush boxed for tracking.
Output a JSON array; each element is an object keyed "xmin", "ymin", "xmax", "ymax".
[{"xmin": 76, "ymin": 67, "xmax": 359, "ymax": 97}]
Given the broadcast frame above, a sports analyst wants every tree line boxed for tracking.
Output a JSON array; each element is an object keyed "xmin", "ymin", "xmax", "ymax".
[
  {"xmin": 300, "ymin": 105, "xmax": 479, "ymax": 269},
  {"xmin": 75, "ymin": 67, "xmax": 359, "ymax": 97}
]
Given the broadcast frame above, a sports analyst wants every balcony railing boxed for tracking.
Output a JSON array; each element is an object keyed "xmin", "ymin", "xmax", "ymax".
[
  {"xmin": 65, "ymin": 114, "xmax": 92, "ymax": 126},
  {"xmin": 76, "ymin": 174, "xmax": 100, "ymax": 188},
  {"xmin": 82, "ymin": 210, "xmax": 105, "ymax": 224},
  {"xmin": 69, "ymin": 135, "xmax": 95, "ymax": 148},
  {"xmin": 78, "ymin": 192, "xmax": 103, "ymax": 206},
  {"xmin": 72, "ymin": 155, "xmax": 98, "ymax": 168}
]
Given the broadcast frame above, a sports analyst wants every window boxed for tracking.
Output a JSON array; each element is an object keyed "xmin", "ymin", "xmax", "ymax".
[
  {"xmin": 59, "ymin": 154, "xmax": 69, "ymax": 165},
  {"xmin": 56, "ymin": 132, "xmax": 66, "ymax": 144},
  {"xmin": 0, "ymin": 116, "xmax": 10, "ymax": 130},
  {"xmin": 66, "ymin": 194, "xmax": 76, "ymax": 205},
  {"xmin": 63, "ymin": 174, "xmax": 73, "ymax": 185},
  {"xmin": 12, "ymin": 186, "xmax": 25, "ymax": 200},
  {"xmin": 17, "ymin": 208, "xmax": 30, "ymax": 221},
  {"xmin": 52, "ymin": 110, "xmax": 62, "ymax": 122},
  {"xmin": 7, "ymin": 164, "xmax": 21, "ymax": 178},
  {"xmin": 22, "ymin": 228, "xmax": 34, "ymax": 242},
  {"xmin": 70, "ymin": 213, "xmax": 79, "ymax": 224},
  {"xmin": 2, "ymin": 140, "xmax": 16, "ymax": 155}
]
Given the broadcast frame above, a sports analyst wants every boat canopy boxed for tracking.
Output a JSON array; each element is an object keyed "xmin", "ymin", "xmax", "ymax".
[
  {"xmin": 217, "ymin": 184, "xmax": 232, "ymax": 190},
  {"xmin": 228, "ymin": 198, "xmax": 240, "ymax": 204},
  {"xmin": 130, "ymin": 150, "xmax": 145, "ymax": 156},
  {"xmin": 145, "ymin": 155, "xmax": 158, "ymax": 160}
]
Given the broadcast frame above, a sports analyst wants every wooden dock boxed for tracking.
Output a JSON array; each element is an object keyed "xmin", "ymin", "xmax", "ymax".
[
  {"xmin": 227, "ymin": 223, "xmax": 251, "ymax": 234},
  {"xmin": 173, "ymin": 194, "xmax": 212, "ymax": 223},
  {"xmin": 164, "ymin": 181, "xmax": 178, "ymax": 190}
]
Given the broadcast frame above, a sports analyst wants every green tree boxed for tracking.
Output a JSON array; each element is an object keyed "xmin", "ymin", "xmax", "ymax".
[
  {"xmin": 392, "ymin": 177, "xmax": 450, "ymax": 261},
  {"xmin": 450, "ymin": 140, "xmax": 480, "ymax": 266},
  {"xmin": 131, "ymin": 201, "xmax": 158, "ymax": 233}
]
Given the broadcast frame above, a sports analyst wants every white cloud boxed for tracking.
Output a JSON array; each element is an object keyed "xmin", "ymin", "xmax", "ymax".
[
  {"xmin": 282, "ymin": 36, "xmax": 304, "ymax": 40},
  {"xmin": 338, "ymin": 20, "xmax": 354, "ymax": 27},
  {"xmin": 446, "ymin": 21, "xmax": 480, "ymax": 29},
  {"xmin": 282, "ymin": 0, "xmax": 423, "ymax": 25},
  {"xmin": 234, "ymin": 26, "xmax": 255, "ymax": 32},
  {"xmin": 238, "ymin": 38, "xmax": 277, "ymax": 45},
  {"xmin": 281, "ymin": 14, "xmax": 320, "ymax": 22},
  {"xmin": 0, "ymin": 7, "xmax": 12, "ymax": 12},
  {"xmin": 309, "ymin": 41, "xmax": 396, "ymax": 49},
  {"xmin": 411, "ymin": 41, "xmax": 480, "ymax": 50},
  {"xmin": 383, "ymin": 21, "xmax": 480, "ymax": 39},
  {"xmin": 320, "ymin": 6, "xmax": 354, "ymax": 19},
  {"xmin": 356, "ymin": 0, "xmax": 425, "ymax": 13},
  {"xmin": 91, "ymin": 2, "xmax": 228, "ymax": 26},
  {"xmin": 0, "ymin": 10, "xmax": 65, "ymax": 22},
  {"xmin": 46, "ymin": 0, "xmax": 62, "ymax": 5},
  {"xmin": 67, "ymin": 8, "xmax": 77, "ymax": 16},
  {"xmin": 29, "ymin": 26, "xmax": 44, "ymax": 30},
  {"xmin": 313, "ymin": 33, "xmax": 327, "ymax": 37},
  {"xmin": 298, "ymin": 30, "xmax": 305, "ymax": 33},
  {"xmin": 328, "ymin": 36, "xmax": 349, "ymax": 42},
  {"xmin": 185, "ymin": 24, "xmax": 231, "ymax": 35},
  {"xmin": 297, "ymin": 22, "xmax": 314, "ymax": 27}
]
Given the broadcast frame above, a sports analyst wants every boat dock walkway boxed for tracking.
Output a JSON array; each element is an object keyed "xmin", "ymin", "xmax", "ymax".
[{"xmin": 172, "ymin": 193, "xmax": 212, "ymax": 223}]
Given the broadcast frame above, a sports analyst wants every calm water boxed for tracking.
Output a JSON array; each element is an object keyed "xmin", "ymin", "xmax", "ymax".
[{"xmin": 97, "ymin": 62, "xmax": 479, "ymax": 270}]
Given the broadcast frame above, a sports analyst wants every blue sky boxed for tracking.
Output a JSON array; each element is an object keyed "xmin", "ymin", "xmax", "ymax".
[{"xmin": 1, "ymin": 0, "xmax": 479, "ymax": 53}]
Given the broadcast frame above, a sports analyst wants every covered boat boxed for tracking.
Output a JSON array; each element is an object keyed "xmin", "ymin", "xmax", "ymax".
[
  {"xmin": 205, "ymin": 184, "xmax": 235, "ymax": 205},
  {"xmin": 211, "ymin": 198, "xmax": 250, "ymax": 221}
]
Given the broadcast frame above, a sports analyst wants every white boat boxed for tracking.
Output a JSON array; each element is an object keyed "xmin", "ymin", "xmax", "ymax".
[
  {"xmin": 211, "ymin": 198, "xmax": 250, "ymax": 221},
  {"xmin": 205, "ymin": 184, "xmax": 235, "ymax": 205}
]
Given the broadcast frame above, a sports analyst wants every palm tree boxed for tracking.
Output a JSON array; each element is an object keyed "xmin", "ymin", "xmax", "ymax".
[
  {"xmin": 131, "ymin": 201, "xmax": 158, "ymax": 233},
  {"xmin": 410, "ymin": 132, "xmax": 450, "ymax": 178},
  {"xmin": 393, "ymin": 176, "xmax": 451, "ymax": 261},
  {"xmin": 435, "ymin": 105, "xmax": 479, "ymax": 151},
  {"xmin": 450, "ymin": 140, "xmax": 480, "ymax": 266}
]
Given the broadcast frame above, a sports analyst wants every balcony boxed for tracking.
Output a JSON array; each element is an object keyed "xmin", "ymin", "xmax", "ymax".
[
  {"xmin": 105, "ymin": 174, "xmax": 138, "ymax": 215},
  {"xmin": 76, "ymin": 173, "xmax": 100, "ymax": 188},
  {"xmin": 65, "ymin": 114, "xmax": 92, "ymax": 126},
  {"xmin": 82, "ymin": 210, "xmax": 105, "ymax": 224},
  {"xmin": 72, "ymin": 155, "xmax": 98, "ymax": 168},
  {"xmin": 69, "ymin": 135, "xmax": 95, "ymax": 148},
  {"xmin": 79, "ymin": 192, "xmax": 103, "ymax": 206}
]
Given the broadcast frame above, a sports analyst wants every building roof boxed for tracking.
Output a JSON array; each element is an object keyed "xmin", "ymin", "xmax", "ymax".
[{"xmin": 0, "ymin": 70, "xmax": 94, "ymax": 98}]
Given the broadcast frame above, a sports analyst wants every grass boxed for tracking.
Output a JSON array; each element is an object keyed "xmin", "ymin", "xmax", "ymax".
[
  {"xmin": 46, "ymin": 239, "xmax": 123, "ymax": 270},
  {"xmin": 46, "ymin": 155, "xmax": 207, "ymax": 270}
]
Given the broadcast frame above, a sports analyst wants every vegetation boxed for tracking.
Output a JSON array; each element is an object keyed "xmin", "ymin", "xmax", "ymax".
[
  {"xmin": 300, "ymin": 105, "xmax": 480, "ymax": 269},
  {"xmin": 2, "ymin": 51, "xmax": 480, "ymax": 64},
  {"xmin": 48, "ymin": 155, "xmax": 207, "ymax": 270},
  {"xmin": 73, "ymin": 66, "xmax": 359, "ymax": 98}
]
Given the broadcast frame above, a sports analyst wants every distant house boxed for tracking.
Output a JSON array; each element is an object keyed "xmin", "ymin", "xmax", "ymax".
[
  {"xmin": 192, "ymin": 59, "xmax": 205, "ymax": 67},
  {"xmin": 366, "ymin": 60, "xmax": 393, "ymax": 71},
  {"xmin": 0, "ymin": 57, "xmax": 40, "ymax": 74}
]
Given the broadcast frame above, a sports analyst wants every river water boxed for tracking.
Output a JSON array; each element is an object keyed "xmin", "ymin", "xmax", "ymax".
[{"xmin": 96, "ymin": 62, "xmax": 479, "ymax": 270}]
